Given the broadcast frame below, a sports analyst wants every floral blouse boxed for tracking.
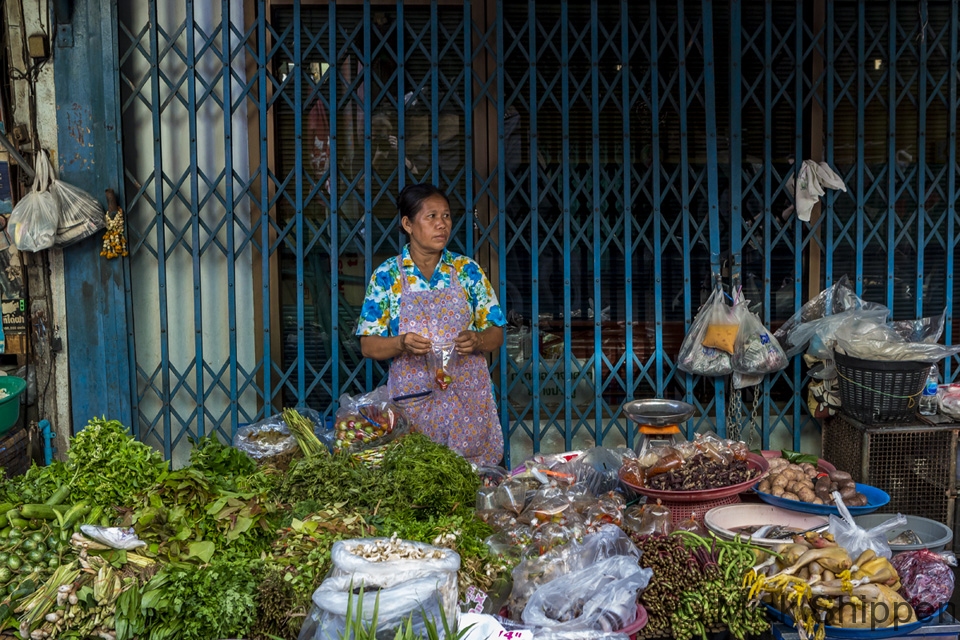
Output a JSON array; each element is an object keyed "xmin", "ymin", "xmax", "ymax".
[{"xmin": 356, "ymin": 245, "xmax": 507, "ymax": 337}]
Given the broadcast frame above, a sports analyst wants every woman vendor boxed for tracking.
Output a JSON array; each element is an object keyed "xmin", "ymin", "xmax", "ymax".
[{"xmin": 356, "ymin": 184, "xmax": 506, "ymax": 467}]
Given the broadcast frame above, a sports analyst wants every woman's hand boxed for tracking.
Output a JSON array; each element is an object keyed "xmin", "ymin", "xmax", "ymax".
[
  {"xmin": 455, "ymin": 330, "xmax": 484, "ymax": 355},
  {"xmin": 399, "ymin": 332, "xmax": 432, "ymax": 356}
]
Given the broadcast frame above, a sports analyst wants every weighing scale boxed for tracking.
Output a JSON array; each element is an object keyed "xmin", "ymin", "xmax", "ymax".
[{"xmin": 622, "ymin": 398, "xmax": 696, "ymax": 457}]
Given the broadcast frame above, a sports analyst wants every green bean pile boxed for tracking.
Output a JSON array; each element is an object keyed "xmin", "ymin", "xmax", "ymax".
[{"xmin": 635, "ymin": 531, "xmax": 771, "ymax": 640}]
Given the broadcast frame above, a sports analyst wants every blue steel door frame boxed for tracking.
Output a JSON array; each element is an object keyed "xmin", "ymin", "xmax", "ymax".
[{"xmin": 53, "ymin": 0, "xmax": 134, "ymax": 433}]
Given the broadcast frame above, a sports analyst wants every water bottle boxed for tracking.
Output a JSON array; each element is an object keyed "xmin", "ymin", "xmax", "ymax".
[{"xmin": 919, "ymin": 364, "xmax": 939, "ymax": 416}]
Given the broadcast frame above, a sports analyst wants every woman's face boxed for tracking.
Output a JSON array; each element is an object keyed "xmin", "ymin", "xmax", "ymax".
[{"xmin": 402, "ymin": 194, "xmax": 451, "ymax": 254}]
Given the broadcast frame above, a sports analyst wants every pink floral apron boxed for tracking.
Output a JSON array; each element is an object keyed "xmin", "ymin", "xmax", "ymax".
[{"xmin": 388, "ymin": 257, "xmax": 504, "ymax": 467}]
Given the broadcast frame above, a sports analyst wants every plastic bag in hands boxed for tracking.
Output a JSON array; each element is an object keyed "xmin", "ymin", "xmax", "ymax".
[
  {"xmin": 428, "ymin": 341, "xmax": 458, "ymax": 390},
  {"xmin": 827, "ymin": 491, "xmax": 906, "ymax": 559},
  {"xmin": 677, "ymin": 289, "xmax": 734, "ymax": 377},
  {"xmin": 891, "ymin": 550, "xmax": 955, "ymax": 618},
  {"xmin": 522, "ymin": 555, "xmax": 653, "ymax": 632},
  {"xmin": 9, "ymin": 151, "xmax": 59, "ymax": 252},
  {"xmin": 732, "ymin": 304, "xmax": 788, "ymax": 375},
  {"xmin": 52, "ymin": 175, "xmax": 105, "ymax": 246},
  {"xmin": 333, "ymin": 386, "xmax": 410, "ymax": 453},
  {"xmin": 299, "ymin": 572, "xmax": 452, "ymax": 640}
]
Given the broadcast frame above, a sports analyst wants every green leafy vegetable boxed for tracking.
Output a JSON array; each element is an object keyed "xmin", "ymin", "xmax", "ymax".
[
  {"xmin": 381, "ymin": 434, "xmax": 480, "ymax": 518},
  {"xmin": 67, "ymin": 417, "xmax": 169, "ymax": 510},
  {"xmin": 781, "ymin": 450, "xmax": 819, "ymax": 466},
  {"xmin": 140, "ymin": 557, "xmax": 261, "ymax": 640}
]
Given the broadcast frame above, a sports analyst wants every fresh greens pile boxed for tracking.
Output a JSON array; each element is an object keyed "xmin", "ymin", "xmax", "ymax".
[
  {"xmin": 0, "ymin": 418, "xmax": 510, "ymax": 640},
  {"xmin": 137, "ymin": 557, "xmax": 260, "ymax": 640},
  {"xmin": 67, "ymin": 417, "xmax": 169, "ymax": 510},
  {"xmin": 381, "ymin": 434, "xmax": 481, "ymax": 518}
]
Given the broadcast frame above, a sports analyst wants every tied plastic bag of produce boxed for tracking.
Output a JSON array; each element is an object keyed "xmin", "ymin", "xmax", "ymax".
[
  {"xmin": 891, "ymin": 549, "xmax": 955, "ymax": 618},
  {"xmin": 232, "ymin": 416, "xmax": 300, "ymax": 471},
  {"xmin": 298, "ymin": 573, "xmax": 451, "ymax": 640},
  {"xmin": 9, "ymin": 150, "xmax": 59, "ymax": 252},
  {"xmin": 508, "ymin": 525, "xmax": 639, "ymax": 616},
  {"xmin": 328, "ymin": 536, "xmax": 460, "ymax": 624},
  {"xmin": 677, "ymin": 289, "xmax": 734, "ymax": 377},
  {"xmin": 732, "ymin": 303, "xmax": 788, "ymax": 375},
  {"xmin": 560, "ymin": 447, "xmax": 623, "ymax": 497},
  {"xmin": 827, "ymin": 491, "xmax": 905, "ymax": 559},
  {"xmin": 428, "ymin": 341, "xmax": 457, "ymax": 390},
  {"xmin": 522, "ymin": 555, "xmax": 652, "ymax": 633},
  {"xmin": 333, "ymin": 386, "xmax": 410, "ymax": 453}
]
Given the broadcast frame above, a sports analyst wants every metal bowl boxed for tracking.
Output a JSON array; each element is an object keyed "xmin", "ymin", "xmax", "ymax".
[{"xmin": 622, "ymin": 398, "xmax": 696, "ymax": 427}]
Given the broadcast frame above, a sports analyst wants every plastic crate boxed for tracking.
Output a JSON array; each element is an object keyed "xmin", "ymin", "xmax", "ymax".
[
  {"xmin": 821, "ymin": 413, "xmax": 956, "ymax": 534},
  {"xmin": 658, "ymin": 494, "xmax": 741, "ymax": 526},
  {"xmin": 834, "ymin": 351, "xmax": 928, "ymax": 423},
  {"xmin": 0, "ymin": 424, "xmax": 32, "ymax": 478}
]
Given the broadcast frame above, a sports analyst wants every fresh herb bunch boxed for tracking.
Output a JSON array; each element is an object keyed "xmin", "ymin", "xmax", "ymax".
[
  {"xmin": 381, "ymin": 434, "xmax": 480, "ymax": 518},
  {"xmin": 139, "ymin": 557, "xmax": 261, "ymax": 640},
  {"xmin": 260, "ymin": 504, "xmax": 374, "ymax": 637},
  {"xmin": 2, "ymin": 459, "xmax": 70, "ymax": 503},
  {"xmin": 189, "ymin": 435, "xmax": 279, "ymax": 493},
  {"xmin": 250, "ymin": 566, "xmax": 299, "ymax": 640},
  {"xmin": 67, "ymin": 417, "xmax": 168, "ymax": 510},
  {"xmin": 277, "ymin": 451, "xmax": 401, "ymax": 513},
  {"xmin": 128, "ymin": 468, "xmax": 279, "ymax": 560}
]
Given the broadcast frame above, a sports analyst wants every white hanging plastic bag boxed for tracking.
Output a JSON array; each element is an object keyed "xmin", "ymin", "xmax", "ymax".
[
  {"xmin": 732, "ymin": 304, "xmax": 789, "ymax": 375},
  {"xmin": 677, "ymin": 289, "xmax": 734, "ymax": 376},
  {"xmin": 9, "ymin": 151, "xmax": 59, "ymax": 252},
  {"xmin": 53, "ymin": 175, "xmax": 105, "ymax": 246}
]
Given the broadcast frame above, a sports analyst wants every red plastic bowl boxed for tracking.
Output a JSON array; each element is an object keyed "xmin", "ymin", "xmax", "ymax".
[{"xmin": 619, "ymin": 453, "xmax": 769, "ymax": 503}]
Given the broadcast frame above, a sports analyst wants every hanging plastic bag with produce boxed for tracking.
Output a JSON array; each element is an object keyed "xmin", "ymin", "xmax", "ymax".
[
  {"xmin": 677, "ymin": 289, "xmax": 734, "ymax": 377},
  {"xmin": 52, "ymin": 170, "xmax": 105, "ymax": 246},
  {"xmin": 333, "ymin": 386, "xmax": 409, "ymax": 453},
  {"xmin": 891, "ymin": 550, "xmax": 955, "ymax": 618},
  {"xmin": 9, "ymin": 151, "xmax": 59, "ymax": 252},
  {"xmin": 732, "ymin": 303, "xmax": 788, "ymax": 375}
]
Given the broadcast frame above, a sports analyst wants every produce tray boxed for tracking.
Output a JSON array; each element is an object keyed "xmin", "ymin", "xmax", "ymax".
[
  {"xmin": 764, "ymin": 602, "xmax": 948, "ymax": 639},
  {"xmin": 620, "ymin": 453, "xmax": 769, "ymax": 502},
  {"xmin": 754, "ymin": 482, "xmax": 890, "ymax": 516}
]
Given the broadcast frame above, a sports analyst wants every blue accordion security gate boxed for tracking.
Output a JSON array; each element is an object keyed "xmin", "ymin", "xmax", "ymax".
[{"xmin": 113, "ymin": 0, "xmax": 960, "ymax": 465}]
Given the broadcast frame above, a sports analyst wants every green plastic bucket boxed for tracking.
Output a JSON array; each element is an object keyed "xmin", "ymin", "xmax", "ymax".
[{"xmin": 0, "ymin": 377, "xmax": 26, "ymax": 435}]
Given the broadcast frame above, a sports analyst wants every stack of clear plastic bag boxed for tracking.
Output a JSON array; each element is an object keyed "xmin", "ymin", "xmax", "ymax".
[
  {"xmin": 522, "ymin": 555, "xmax": 653, "ymax": 633},
  {"xmin": 9, "ymin": 151, "xmax": 59, "ymax": 252},
  {"xmin": 333, "ymin": 386, "xmax": 409, "ymax": 453},
  {"xmin": 732, "ymin": 302, "xmax": 788, "ymax": 375},
  {"xmin": 508, "ymin": 525, "xmax": 639, "ymax": 617},
  {"xmin": 834, "ymin": 310, "xmax": 960, "ymax": 363},
  {"xmin": 774, "ymin": 275, "xmax": 888, "ymax": 357},
  {"xmin": 53, "ymin": 169, "xmax": 105, "ymax": 246},
  {"xmin": 938, "ymin": 384, "xmax": 960, "ymax": 419},
  {"xmin": 298, "ymin": 573, "xmax": 450, "ymax": 640},
  {"xmin": 678, "ymin": 289, "xmax": 735, "ymax": 376},
  {"xmin": 890, "ymin": 549, "xmax": 955, "ymax": 617},
  {"xmin": 827, "ymin": 491, "xmax": 905, "ymax": 559}
]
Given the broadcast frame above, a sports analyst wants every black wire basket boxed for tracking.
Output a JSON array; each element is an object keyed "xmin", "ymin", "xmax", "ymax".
[{"xmin": 834, "ymin": 351, "xmax": 928, "ymax": 423}]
